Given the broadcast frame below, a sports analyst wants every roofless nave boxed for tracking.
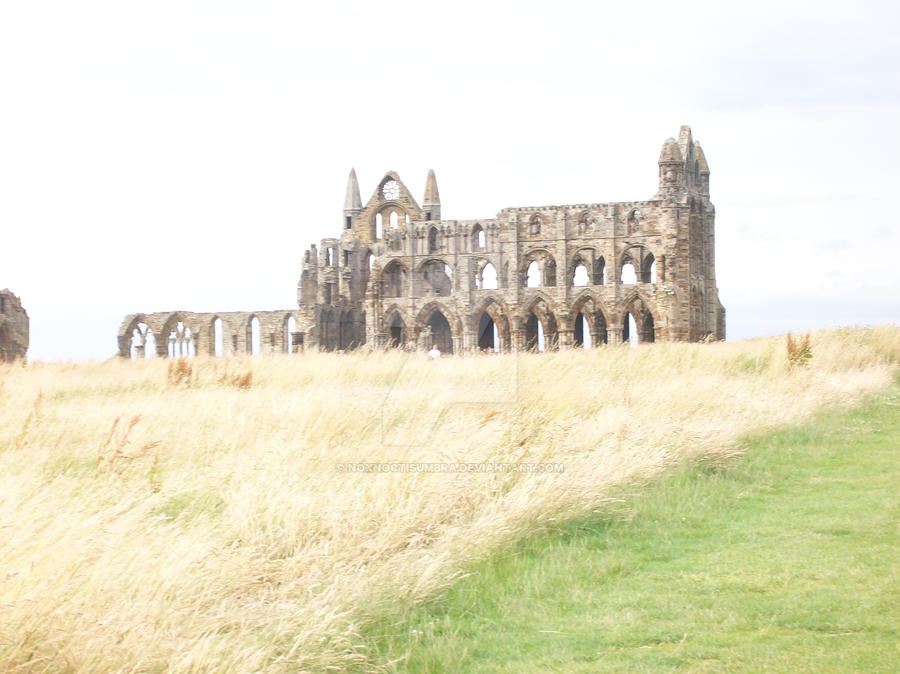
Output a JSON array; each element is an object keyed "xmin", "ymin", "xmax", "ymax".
[{"xmin": 118, "ymin": 125, "xmax": 725, "ymax": 358}]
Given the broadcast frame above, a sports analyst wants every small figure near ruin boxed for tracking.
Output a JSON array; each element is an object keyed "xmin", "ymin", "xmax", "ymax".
[{"xmin": 428, "ymin": 344, "xmax": 441, "ymax": 361}]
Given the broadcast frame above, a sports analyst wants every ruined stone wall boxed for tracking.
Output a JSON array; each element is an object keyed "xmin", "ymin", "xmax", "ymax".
[
  {"xmin": 119, "ymin": 126, "xmax": 725, "ymax": 358},
  {"xmin": 298, "ymin": 125, "xmax": 725, "ymax": 353},
  {"xmin": 0, "ymin": 289, "xmax": 29, "ymax": 362},
  {"xmin": 117, "ymin": 310, "xmax": 301, "ymax": 358}
]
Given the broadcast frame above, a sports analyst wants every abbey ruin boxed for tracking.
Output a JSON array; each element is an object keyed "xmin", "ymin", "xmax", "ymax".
[
  {"xmin": 118, "ymin": 125, "xmax": 725, "ymax": 358},
  {"xmin": 0, "ymin": 289, "xmax": 29, "ymax": 362}
]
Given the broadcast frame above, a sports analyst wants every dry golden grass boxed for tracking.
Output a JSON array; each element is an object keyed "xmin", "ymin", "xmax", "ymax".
[{"xmin": 1, "ymin": 326, "xmax": 898, "ymax": 672}]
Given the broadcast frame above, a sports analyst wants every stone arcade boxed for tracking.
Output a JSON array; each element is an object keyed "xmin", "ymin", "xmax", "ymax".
[{"xmin": 118, "ymin": 126, "xmax": 725, "ymax": 358}]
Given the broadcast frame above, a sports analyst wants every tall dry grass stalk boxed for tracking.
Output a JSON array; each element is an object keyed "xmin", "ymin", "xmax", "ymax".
[{"xmin": 0, "ymin": 326, "xmax": 898, "ymax": 672}]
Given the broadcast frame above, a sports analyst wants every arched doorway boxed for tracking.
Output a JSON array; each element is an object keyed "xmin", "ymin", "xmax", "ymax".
[
  {"xmin": 523, "ymin": 300, "xmax": 558, "ymax": 352},
  {"xmin": 424, "ymin": 309, "xmax": 453, "ymax": 355},
  {"xmin": 573, "ymin": 312, "xmax": 591, "ymax": 349},
  {"xmin": 387, "ymin": 312, "xmax": 406, "ymax": 349},
  {"xmin": 642, "ymin": 312, "xmax": 655, "ymax": 343},
  {"xmin": 477, "ymin": 312, "xmax": 498, "ymax": 352}
]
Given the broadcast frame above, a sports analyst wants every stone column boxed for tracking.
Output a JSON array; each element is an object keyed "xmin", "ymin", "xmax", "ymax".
[
  {"xmin": 156, "ymin": 335, "xmax": 170, "ymax": 359},
  {"xmin": 463, "ymin": 329, "xmax": 477, "ymax": 352}
]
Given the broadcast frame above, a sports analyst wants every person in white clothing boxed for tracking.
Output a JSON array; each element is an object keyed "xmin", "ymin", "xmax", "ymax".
[{"xmin": 428, "ymin": 344, "xmax": 441, "ymax": 360}]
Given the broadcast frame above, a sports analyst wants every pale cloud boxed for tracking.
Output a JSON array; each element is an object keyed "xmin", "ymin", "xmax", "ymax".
[{"xmin": 1, "ymin": 1, "xmax": 898, "ymax": 360}]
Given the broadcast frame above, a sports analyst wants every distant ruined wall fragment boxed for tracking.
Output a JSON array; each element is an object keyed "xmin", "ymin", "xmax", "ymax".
[{"xmin": 0, "ymin": 289, "xmax": 29, "ymax": 362}]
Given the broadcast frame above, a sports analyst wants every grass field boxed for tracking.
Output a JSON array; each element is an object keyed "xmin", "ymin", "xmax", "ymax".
[
  {"xmin": 0, "ymin": 327, "xmax": 898, "ymax": 672},
  {"xmin": 365, "ymin": 382, "xmax": 900, "ymax": 672}
]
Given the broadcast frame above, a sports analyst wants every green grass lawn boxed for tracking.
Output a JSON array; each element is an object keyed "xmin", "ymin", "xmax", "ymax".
[{"xmin": 363, "ymin": 384, "xmax": 900, "ymax": 672}]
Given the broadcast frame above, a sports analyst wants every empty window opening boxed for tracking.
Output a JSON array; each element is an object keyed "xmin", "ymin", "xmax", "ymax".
[
  {"xmin": 574, "ymin": 312, "xmax": 592, "ymax": 349},
  {"xmin": 573, "ymin": 263, "xmax": 589, "ymax": 287},
  {"xmin": 343, "ymin": 250, "xmax": 350, "ymax": 267},
  {"xmin": 649, "ymin": 260, "xmax": 657, "ymax": 283},
  {"xmin": 284, "ymin": 316, "xmax": 297, "ymax": 354},
  {"xmin": 345, "ymin": 216, "xmax": 352, "ymax": 229},
  {"xmin": 376, "ymin": 213, "xmax": 383, "ymax": 239},
  {"xmin": 629, "ymin": 209, "xmax": 642, "ymax": 232},
  {"xmin": 621, "ymin": 263, "xmax": 637, "ymax": 285},
  {"xmin": 389, "ymin": 211, "xmax": 399, "ymax": 229},
  {"xmin": 623, "ymin": 312, "xmax": 638, "ymax": 346},
  {"xmin": 213, "ymin": 318, "xmax": 223, "ymax": 357},
  {"xmin": 168, "ymin": 321, "xmax": 194, "ymax": 358},
  {"xmin": 250, "ymin": 317, "xmax": 261, "ymax": 355},
  {"xmin": 526, "ymin": 260, "xmax": 540, "ymax": 288},
  {"xmin": 130, "ymin": 322, "xmax": 155, "ymax": 359},
  {"xmin": 594, "ymin": 257, "xmax": 606, "ymax": 285},
  {"xmin": 428, "ymin": 227, "xmax": 439, "ymax": 253},
  {"xmin": 480, "ymin": 263, "xmax": 498, "ymax": 290}
]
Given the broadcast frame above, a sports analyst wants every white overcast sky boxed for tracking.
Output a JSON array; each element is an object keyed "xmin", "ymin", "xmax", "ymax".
[{"xmin": 1, "ymin": 0, "xmax": 898, "ymax": 361}]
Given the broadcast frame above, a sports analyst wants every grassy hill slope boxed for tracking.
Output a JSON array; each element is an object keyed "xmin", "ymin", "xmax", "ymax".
[
  {"xmin": 365, "ymin": 382, "xmax": 900, "ymax": 672},
  {"xmin": 0, "ymin": 327, "xmax": 897, "ymax": 672}
]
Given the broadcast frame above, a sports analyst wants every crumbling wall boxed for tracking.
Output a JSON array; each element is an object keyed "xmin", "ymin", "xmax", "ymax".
[
  {"xmin": 118, "ymin": 126, "xmax": 725, "ymax": 358},
  {"xmin": 117, "ymin": 310, "xmax": 302, "ymax": 358},
  {"xmin": 0, "ymin": 289, "xmax": 29, "ymax": 362}
]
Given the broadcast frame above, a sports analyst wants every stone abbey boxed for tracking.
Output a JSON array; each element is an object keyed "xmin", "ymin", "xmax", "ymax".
[{"xmin": 118, "ymin": 125, "xmax": 725, "ymax": 358}]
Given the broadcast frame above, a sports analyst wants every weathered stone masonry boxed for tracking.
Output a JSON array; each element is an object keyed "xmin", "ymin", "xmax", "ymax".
[
  {"xmin": 118, "ymin": 126, "xmax": 725, "ymax": 357},
  {"xmin": 0, "ymin": 289, "xmax": 29, "ymax": 362}
]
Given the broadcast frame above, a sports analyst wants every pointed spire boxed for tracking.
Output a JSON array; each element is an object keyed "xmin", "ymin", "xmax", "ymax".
[
  {"xmin": 423, "ymin": 169, "xmax": 440, "ymax": 206},
  {"xmin": 423, "ymin": 169, "xmax": 441, "ymax": 221},
  {"xmin": 343, "ymin": 168, "xmax": 362, "ymax": 213}
]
